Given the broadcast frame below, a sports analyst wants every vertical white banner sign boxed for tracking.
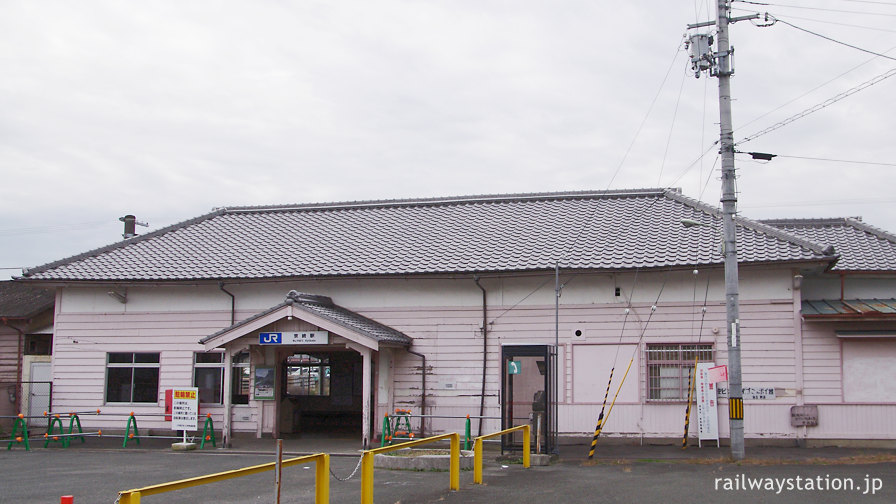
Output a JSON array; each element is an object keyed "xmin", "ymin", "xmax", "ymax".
[{"xmin": 696, "ymin": 362, "xmax": 719, "ymax": 446}]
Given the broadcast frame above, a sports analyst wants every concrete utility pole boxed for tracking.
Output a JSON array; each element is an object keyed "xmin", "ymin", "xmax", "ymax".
[
  {"xmin": 687, "ymin": 0, "xmax": 755, "ymax": 460},
  {"xmin": 715, "ymin": 0, "xmax": 745, "ymax": 461}
]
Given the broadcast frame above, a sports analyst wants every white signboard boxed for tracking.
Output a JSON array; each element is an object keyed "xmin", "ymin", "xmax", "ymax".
[
  {"xmin": 696, "ymin": 363, "xmax": 719, "ymax": 446},
  {"xmin": 717, "ymin": 386, "xmax": 776, "ymax": 400},
  {"xmin": 259, "ymin": 331, "xmax": 329, "ymax": 345},
  {"xmin": 171, "ymin": 387, "xmax": 199, "ymax": 431}
]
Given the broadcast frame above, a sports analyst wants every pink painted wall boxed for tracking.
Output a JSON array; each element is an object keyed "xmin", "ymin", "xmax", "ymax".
[{"xmin": 45, "ymin": 270, "xmax": 896, "ymax": 441}]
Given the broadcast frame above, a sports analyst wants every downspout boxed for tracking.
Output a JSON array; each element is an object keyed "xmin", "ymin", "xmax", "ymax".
[
  {"xmin": 839, "ymin": 273, "xmax": 846, "ymax": 301},
  {"xmin": 2, "ymin": 317, "xmax": 25, "ymax": 414},
  {"xmin": 406, "ymin": 348, "xmax": 426, "ymax": 437},
  {"xmin": 474, "ymin": 276, "xmax": 487, "ymax": 437},
  {"xmin": 217, "ymin": 283, "xmax": 235, "ymax": 447},
  {"xmin": 219, "ymin": 282, "xmax": 235, "ymax": 326}
]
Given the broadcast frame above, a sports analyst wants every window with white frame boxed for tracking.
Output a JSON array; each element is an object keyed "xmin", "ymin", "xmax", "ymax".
[
  {"xmin": 106, "ymin": 352, "xmax": 160, "ymax": 403},
  {"xmin": 646, "ymin": 344, "xmax": 713, "ymax": 401},
  {"xmin": 194, "ymin": 352, "xmax": 224, "ymax": 404}
]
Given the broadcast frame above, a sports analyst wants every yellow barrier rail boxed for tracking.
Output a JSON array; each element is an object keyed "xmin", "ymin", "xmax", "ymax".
[
  {"xmin": 117, "ymin": 453, "xmax": 329, "ymax": 504},
  {"xmin": 361, "ymin": 432, "xmax": 459, "ymax": 504},
  {"xmin": 473, "ymin": 425, "xmax": 530, "ymax": 484}
]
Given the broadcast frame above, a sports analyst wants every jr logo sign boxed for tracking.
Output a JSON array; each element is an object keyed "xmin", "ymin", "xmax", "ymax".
[{"xmin": 259, "ymin": 332, "xmax": 282, "ymax": 344}]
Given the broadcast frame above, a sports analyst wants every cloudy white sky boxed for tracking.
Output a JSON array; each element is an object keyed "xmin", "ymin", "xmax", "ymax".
[{"xmin": 2, "ymin": 1, "xmax": 895, "ymax": 280}]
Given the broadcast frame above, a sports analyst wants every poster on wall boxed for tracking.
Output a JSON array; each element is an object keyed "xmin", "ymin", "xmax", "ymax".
[
  {"xmin": 253, "ymin": 366, "xmax": 275, "ymax": 400},
  {"xmin": 696, "ymin": 362, "xmax": 720, "ymax": 447}
]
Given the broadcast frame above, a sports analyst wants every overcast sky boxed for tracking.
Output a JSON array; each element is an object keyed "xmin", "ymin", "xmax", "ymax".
[{"xmin": 2, "ymin": 1, "xmax": 895, "ymax": 280}]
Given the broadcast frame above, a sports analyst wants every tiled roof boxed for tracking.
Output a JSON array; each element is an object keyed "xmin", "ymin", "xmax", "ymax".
[
  {"xmin": 763, "ymin": 217, "xmax": 896, "ymax": 272},
  {"xmin": 0, "ymin": 281, "xmax": 54, "ymax": 318},
  {"xmin": 22, "ymin": 189, "xmax": 836, "ymax": 282},
  {"xmin": 201, "ymin": 291, "xmax": 412, "ymax": 346}
]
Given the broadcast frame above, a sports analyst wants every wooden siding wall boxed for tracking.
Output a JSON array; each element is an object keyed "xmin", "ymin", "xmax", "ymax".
[
  {"xmin": 365, "ymin": 297, "xmax": 806, "ymax": 439},
  {"xmin": 47, "ymin": 268, "xmax": 896, "ymax": 440},
  {"xmin": 0, "ymin": 325, "xmax": 20, "ymax": 382},
  {"xmin": 799, "ymin": 320, "xmax": 896, "ymax": 438},
  {"xmin": 52, "ymin": 309, "xmax": 234, "ymax": 431}
]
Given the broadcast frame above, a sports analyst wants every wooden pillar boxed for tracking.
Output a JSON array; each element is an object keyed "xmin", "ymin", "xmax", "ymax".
[
  {"xmin": 361, "ymin": 347, "xmax": 372, "ymax": 449},
  {"xmin": 222, "ymin": 348, "xmax": 233, "ymax": 447}
]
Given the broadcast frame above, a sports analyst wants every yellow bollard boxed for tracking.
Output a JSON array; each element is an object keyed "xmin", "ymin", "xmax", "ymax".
[
  {"xmin": 315, "ymin": 454, "xmax": 329, "ymax": 504},
  {"xmin": 473, "ymin": 438, "xmax": 485, "ymax": 484},
  {"xmin": 449, "ymin": 433, "xmax": 459, "ymax": 491},
  {"xmin": 360, "ymin": 452, "xmax": 375, "ymax": 504},
  {"xmin": 522, "ymin": 424, "xmax": 530, "ymax": 468},
  {"xmin": 361, "ymin": 432, "xmax": 459, "ymax": 504}
]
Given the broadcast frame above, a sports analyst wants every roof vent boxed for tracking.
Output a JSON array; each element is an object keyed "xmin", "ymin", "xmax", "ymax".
[{"xmin": 119, "ymin": 215, "xmax": 149, "ymax": 239}]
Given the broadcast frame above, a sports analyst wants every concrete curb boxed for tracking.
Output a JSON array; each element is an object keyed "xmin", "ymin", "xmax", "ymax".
[{"xmin": 374, "ymin": 449, "xmax": 475, "ymax": 471}]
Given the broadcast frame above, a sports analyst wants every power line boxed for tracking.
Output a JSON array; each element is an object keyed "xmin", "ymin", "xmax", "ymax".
[
  {"xmin": 772, "ymin": 16, "xmax": 896, "ymax": 61},
  {"xmin": 742, "ymin": 197, "xmax": 896, "ymax": 210},
  {"xmin": 838, "ymin": 1, "xmax": 896, "ymax": 6},
  {"xmin": 736, "ymin": 0, "xmax": 896, "ymax": 16},
  {"xmin": 605, "ymin": 36, "xmax": 687, "ymax": 191},
  {"xmin": 838, "ymin": 0, "xmax": 896, "ymax": 6},
  {"xmin": 657, "ymin": 64, "xmax": 691, "ymax": 186},
  {"xmin": 737, "ymin": 65, "xmax": 896, "ymax": 144},
  {"xmin": 0, "ymin": 220, "xmax": 109, "ymax": 237},
  {"xmin": 738, "ymin": 39, "xmax": 896, "ymax": 130},
  {"xmin": 768, "ymin": 12, "xmax": 896, "ymax": 33},
  {"xmin": 749, "ymin": 153, "xmax": 896, "ymax": 167}
]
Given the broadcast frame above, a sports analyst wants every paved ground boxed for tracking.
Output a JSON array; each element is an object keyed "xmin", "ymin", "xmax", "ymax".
[{"xmin": 2, "ymin": 435, "xmax": 895, "ymax": 503}]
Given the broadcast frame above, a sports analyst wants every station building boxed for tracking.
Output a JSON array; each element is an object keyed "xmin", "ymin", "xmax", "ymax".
[{"xmin": 17, "ymin": 189, "xmax": 896, "ymax": 448}]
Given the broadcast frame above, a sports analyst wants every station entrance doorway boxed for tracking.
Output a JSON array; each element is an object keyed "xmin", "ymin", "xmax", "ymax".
[{"xmin": 280, "ymin": 350, "xmax": 363, "ymax": 436}]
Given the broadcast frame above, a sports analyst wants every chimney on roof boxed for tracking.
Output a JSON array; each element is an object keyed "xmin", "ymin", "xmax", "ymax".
[{"xmin": 119, "ymin": 215, "xmax": 148, "ymax": 239}]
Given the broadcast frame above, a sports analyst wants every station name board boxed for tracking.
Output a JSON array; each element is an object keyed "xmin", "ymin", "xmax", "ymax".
[{"xmin": 259, "ymin": 331, "xmax": 329, "ymax": 345}]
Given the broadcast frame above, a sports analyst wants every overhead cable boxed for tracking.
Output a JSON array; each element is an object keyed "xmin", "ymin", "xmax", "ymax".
[
  {"xmin": 737, "ymin": 66, "xmax": 896, "ymax": 145},
  {"xmin": 736, "ymin": 0, "xmax": 896, "ymax": 17},
  {"xmin": 772, "ymin": 16, "xmax": 896, "ymax": 61}
]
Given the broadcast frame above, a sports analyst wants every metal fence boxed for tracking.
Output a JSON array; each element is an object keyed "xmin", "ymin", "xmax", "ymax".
[{"xmin": 0, "ymin": 381, "xmax": 52, "ymax": 432}]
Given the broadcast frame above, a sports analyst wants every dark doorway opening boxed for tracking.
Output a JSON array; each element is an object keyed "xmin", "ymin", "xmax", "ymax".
[{"xmin": 281, "ymin": 350, "xmax": 362, "ymax": 436}]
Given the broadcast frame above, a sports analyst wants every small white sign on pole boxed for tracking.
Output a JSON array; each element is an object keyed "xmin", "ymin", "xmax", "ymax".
[
  {"xmin": 171, "ymin": 387, "xmax": 199, "ymax": 432},
  {"xmin": 696, "ymin": 363, "xmax": 720, "ymax": 447}
]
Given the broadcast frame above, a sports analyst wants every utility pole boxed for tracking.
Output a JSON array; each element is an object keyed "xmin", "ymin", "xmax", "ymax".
[
  {"xmin": 716, "ymin": 0, "xmax": 745, "ymax": 462},
  {"xmin": 687, "ymin": 1, "xmax": 756, "ymax": 460}
]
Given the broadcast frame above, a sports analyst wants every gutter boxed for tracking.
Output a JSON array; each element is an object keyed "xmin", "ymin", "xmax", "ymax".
[
  {"xmin": 219, "ymin": 282, "xmax": 235, "ymax": 325},
  {"xmin": 405, "ymin": 348, "xmax": 427, "ymax": 437},
  {"xmin": 474, "ymin": 276, "xmax": 488, "ymax": 437}
]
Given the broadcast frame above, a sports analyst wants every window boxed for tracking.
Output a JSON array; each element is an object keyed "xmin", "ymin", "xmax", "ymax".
[
  {"xmin": 106, "ymin": 352, "xmax": 160, "ymax": 403},
  {"xmin": 194, "ymin": 352, "xmax": 224, "ymax": 404},
  {"xmin": 232, "ymin": 351, "xmax": 250, "ymax": 404},
  {"xmin": 646, "ymin": 344, "xmax": 713, "ymax": 401},
  {"xmin": 25, "ymin": 334, "xmax": 52, "ymax": 355},
  {"xmin": 285, "ymin": 354, "xmax": 330, "ymax": 397}
]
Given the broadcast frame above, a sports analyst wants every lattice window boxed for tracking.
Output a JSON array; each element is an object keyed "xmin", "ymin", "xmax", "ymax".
[{"xmin": 646, "ymin": 344, "xmax": 713, "ymax": 401}]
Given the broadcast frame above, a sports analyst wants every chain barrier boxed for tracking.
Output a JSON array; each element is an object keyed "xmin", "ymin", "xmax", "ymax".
[{"xmin": 329, "ymin": 454, "xmax": 364, "ymax": 482}]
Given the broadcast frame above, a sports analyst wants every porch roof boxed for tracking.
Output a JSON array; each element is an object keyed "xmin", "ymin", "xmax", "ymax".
[
  {"xmin": 802, "ymin": 298, "xmax": 896, "ymax": 319},
  {"xmin": 201, "ymin": 290, "xmax": 412, "ymax": 350}
]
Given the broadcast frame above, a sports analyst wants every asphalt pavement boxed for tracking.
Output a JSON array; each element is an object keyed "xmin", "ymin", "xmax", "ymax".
[{"xmin": 2, "ymin": 435, "xmax": 894, "ymax": 503}]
